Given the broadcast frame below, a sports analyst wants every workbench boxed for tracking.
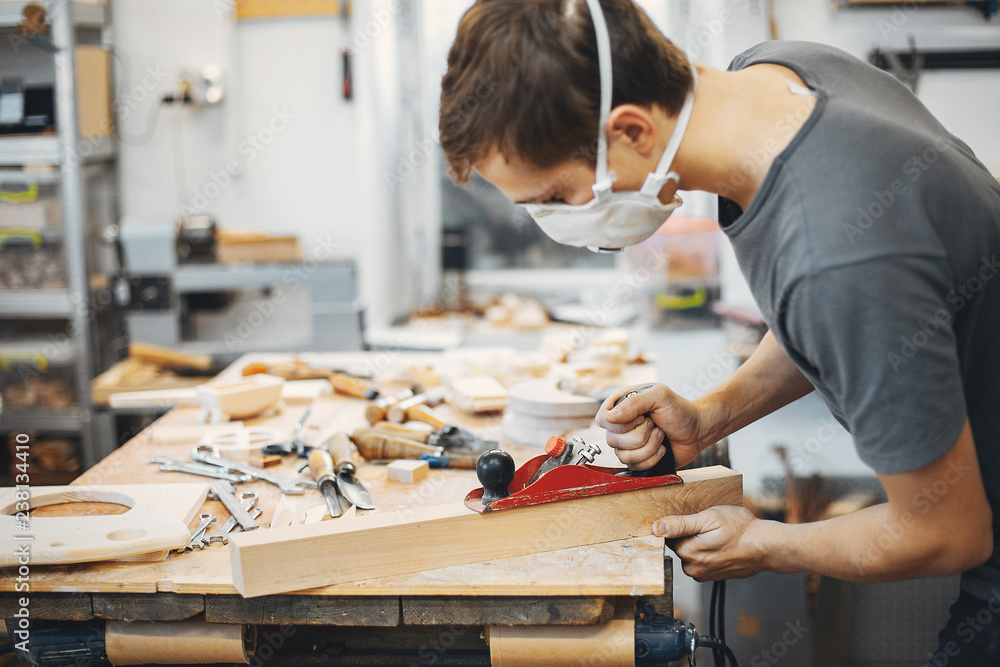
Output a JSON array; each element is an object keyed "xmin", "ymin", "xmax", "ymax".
[{"xmin": 2, "ymin": 352, "xmax": 677, "ymax": 665}]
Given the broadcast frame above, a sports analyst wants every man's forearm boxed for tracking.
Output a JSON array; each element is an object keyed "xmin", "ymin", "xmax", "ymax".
[{"xmin": 697, "ymin": 331, "xmax": 814, "ymax": 444}]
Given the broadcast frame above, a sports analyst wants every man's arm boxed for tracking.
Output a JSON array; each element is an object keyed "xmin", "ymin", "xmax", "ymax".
[
  {"xmin": 598, "ymin": 330, "xmax": 815, "ymax": 469},
  {"xmin": 698, "ymin": 330, "xmax": 816, "ymax": 444},
  {"xmin": 656, "ymin": 420, "xmax": 993, "ymax": 583}
]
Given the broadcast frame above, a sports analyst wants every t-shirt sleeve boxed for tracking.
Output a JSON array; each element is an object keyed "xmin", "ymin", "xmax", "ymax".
[{"xmin": 778, "ymin": 255, "xmax": 968, "ymax": 475}]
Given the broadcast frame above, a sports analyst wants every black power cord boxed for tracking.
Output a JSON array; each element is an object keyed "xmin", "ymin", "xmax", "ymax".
[
  {"xmin": 699, "ymin": 636, "xmax": 739, "ymax": 666},
  {"xmin": 709, "ymin": 580, "xmax": 730, "ymax": 667}
]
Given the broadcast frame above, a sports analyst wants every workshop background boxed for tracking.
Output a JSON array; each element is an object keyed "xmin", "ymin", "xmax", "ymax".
[{"xmin": 1, "ymin": 0, "xmax": 999, "ymax": 665}]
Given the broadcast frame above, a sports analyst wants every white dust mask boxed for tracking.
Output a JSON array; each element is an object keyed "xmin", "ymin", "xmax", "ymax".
[{"xmin": 524, "ymin": 0, "xmax": 696, "ymax": 253}]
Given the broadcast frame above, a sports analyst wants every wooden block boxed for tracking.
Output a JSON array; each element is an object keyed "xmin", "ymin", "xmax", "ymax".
[
  {"xmin": 229, "ymin": 466, "xmax": 741, "ymax": 597},
  {"xmin": 249, "ymin": 452, "xmax": 283, "ymax": 469},
  {"xmin": 386, "ymin": 459, "xmax": 429, "ymax": 484},
  {"xmin": 216, "ymin": 232, "xmax": 303, "ymax": 264},
  {"xmin": 447, "ymin": 376, "xmax": 508, "ymax": 413}
]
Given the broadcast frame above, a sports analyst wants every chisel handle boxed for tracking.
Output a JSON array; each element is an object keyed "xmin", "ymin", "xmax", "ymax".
[
  {"xmin": 329, "ymin": 373, "xmax": 372, "ymax": 399},
  {"xmin": 386, "ymin": 388, "xmax": 447, "ymax": 423},
  {"xmin": 307, "ymin": 448, "xmax": 336, "ymax": 482},
  {"xmin": 365, "ymin": 390, "xmax": 414, "ymax": 425},
  {"xmin": 327, "ymin": 432, "xmax": 358, "ymax": 471},
  {"xmin": 403, "ymin": 404, "xmax": 449, "ymax": 430},
  {"xmin": 369, "ymin": 421, "xmax": 432, "ymax": 443},
  {"xmin": 352, "ymin": 430, "xmax": 440, "ymax": 461}
]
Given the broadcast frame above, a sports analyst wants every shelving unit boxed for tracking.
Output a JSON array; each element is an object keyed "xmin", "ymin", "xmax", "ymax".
[{"xmin": 0, "ymin": 0, "xmax": 120, "ymax": 471}]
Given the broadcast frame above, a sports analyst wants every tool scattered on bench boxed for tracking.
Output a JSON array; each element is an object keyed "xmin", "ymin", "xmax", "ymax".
[
  {"xmin": 261, "ymin": 406, "xmax": 315, "ymax": 458},
  {"xmin": 364, "ymin": 388, "xmax": 415, "ymax": 424},
  {"xmin": 364, "ymin": 420, "xmax": 497, "ymax": 458},
  {"xmin": 192, "ymin": 444, "xmax": 316, "ymax": 494},
  {"xmin": 385, "ymin": 388, "xmax": 447, "ymax": 423},
  {"xmin": 327, "ymin": 433, "xmax": 376, "ymax": 510},
  {"xmin": 205, "ymin": 491, "xmax": 259, "ymax": 544},
  {"xmin": 308, "ymin": 448, "xmax": 344, "ymax": 518},
  {"xmin": 178, "ymin": 513, "xmax": 217, "ymax": 552},
  {"xmin": 464, "ymin": 437, "xmax": 683, "ymax": 513},
  {"xmin": 351, "ymin": 427, "xmax": 479, "ymax": 468},
  {"xmin": 209, "ymin": 480, "xmax": 261, "ymax": 532},
  {"xmin": 149, "ymin": 455, "xmax": 252, "ymax": 483}
]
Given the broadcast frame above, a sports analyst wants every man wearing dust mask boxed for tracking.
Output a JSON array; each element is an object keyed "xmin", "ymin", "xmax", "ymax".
[{"xmin": 439, "ymin": 0, "xmax": 1000, "ymax": 663}]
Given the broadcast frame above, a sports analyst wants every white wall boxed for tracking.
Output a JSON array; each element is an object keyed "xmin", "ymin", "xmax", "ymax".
[{"xmin": 112, "ymin": 0, "xmax": 419, "ymax": 327}]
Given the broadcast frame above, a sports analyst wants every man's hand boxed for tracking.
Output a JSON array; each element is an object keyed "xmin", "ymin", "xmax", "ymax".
[
  {"xmin": 595, "ymin": 383, "xmax": 713, "ymax": 471},
  {"xmin": 654, "ymin": 506, "xmax": 765, "ymax": 581}
]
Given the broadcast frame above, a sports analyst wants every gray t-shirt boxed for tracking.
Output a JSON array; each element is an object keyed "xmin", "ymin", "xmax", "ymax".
[{"xmin": 720, "ymin": 41, "xmax": 1000, "ymax": 598}]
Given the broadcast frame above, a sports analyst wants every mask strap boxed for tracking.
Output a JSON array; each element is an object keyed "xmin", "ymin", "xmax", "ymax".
[
  {"xmin": 639, "ymin": 65, "xmax": 697, "ymax": 197},
  {"xmin": 582, "ymin": 0, "xmax": 613, "ymax": 194}
]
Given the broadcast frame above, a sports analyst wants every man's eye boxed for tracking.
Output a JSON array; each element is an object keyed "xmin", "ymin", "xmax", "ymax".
[{"xmin": 542, "ymin": 196, "xmax": 564, "ymax": 205}]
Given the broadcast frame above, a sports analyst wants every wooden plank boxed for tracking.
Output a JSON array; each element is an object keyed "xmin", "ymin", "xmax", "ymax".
[
  {"xmin": 92, "ymin": 593, "xmax": 204, "ymax": 622},
  {"xmin": 402, "ymin": 596, "xmax": 614, "ymax": 626},
  {"xmin": 0, "ymin": 593, "xmax": 93, "ymax": 621},
  {"xmin": 205, "ymin": 595, "xmax": 398, "ymax": 626},
  {"xmin": 0, "ymin": 484, "xmax": 209, "ymax": 566},
  {"xmin": 230, "ymin": 466, "xmax": 741, "ymax": 597}
]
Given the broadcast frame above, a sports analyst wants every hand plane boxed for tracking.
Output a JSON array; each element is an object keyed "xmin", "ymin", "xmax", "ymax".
[{"xmin": 464, "ymin": 436, "xmax": 682, "ymax": 514}]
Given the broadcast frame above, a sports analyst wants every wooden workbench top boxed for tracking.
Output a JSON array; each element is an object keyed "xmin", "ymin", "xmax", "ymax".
[{"xmin": 4, "ymin": 352, "xmax": 667, "ymax": 613}]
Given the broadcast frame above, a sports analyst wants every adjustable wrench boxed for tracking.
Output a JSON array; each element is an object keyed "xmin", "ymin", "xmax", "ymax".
[
  {"xmin": 208, "ymin": 480, "xmax": 260, "ymax": 531},
  {"xmin": 192, "ymin": 444, "xmax": 315, "ymax": 495},
  {"xmin": 149, "ymin": 455, "xmax": 252, "ymax": 484},
  {"xmin": 206, "ymin": 492, "xmax": 258, "ymax": 544}
]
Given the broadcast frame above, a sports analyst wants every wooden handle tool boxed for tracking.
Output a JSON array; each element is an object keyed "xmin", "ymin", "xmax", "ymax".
[
  {"xmin": 307, "ymin": 448, "xmax": 343, "ymax": 518},
  {"xmin": 327, "ymin": 432, "xmax": 359, "ymax": 470},
  {"xmin": 386, "ymin": 388, "xmax": 447, "ymax": 423},
  {"xmin": 369, "ymin": 421, "xmax": 433, "ymax": 443},
  {"xmin": 402, "ymin": 404, "xmax": 449, "ymax": 430},
  {"xmin": 352, "ymin": 429, "xmax": 441, "ymax": 461},
  {"xmin": 329, "ymin": 373, "xmax": 375, "ymax": 399},
  {"xmin": 365, "ymin": 389, "xmax": 415, "ymax": 425}
]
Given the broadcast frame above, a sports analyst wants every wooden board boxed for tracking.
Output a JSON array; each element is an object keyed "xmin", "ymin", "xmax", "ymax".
[
  {"xmin": 230, "ymin": 466, "xmax": 741, "ymax": 597},
  {"xmin": 0, "ymin": 484, "xmax": 208, "ymax": 565},
  {"xmin": 91, "ymin": 357, "xmax": 207, "ymax": 407}
]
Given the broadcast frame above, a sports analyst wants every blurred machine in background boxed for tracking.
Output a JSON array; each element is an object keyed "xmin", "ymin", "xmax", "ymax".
[{"xmin": 114, "ymin": 217, "xmax": 364, "ymax": 362}]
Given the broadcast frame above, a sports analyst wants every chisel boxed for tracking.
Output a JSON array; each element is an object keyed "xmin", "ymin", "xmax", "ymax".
[
  {"xmin": 327, "ymin": 433, "xmax": 376, "ymax": 510},
  {"xmin": 307, "ymin": 448, "xmax": 343, "ymax": 518}
]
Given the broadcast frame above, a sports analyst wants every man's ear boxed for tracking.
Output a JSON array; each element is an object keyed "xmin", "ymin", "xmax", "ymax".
[{"xmin": 606, "ymin": 105, "xmax": 658, "ymax": 156}]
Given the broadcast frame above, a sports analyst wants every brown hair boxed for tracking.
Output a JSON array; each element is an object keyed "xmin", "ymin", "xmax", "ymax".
[{"xmin": 439, "ymin": 0, "xmax": 693, "ymax": 183}]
